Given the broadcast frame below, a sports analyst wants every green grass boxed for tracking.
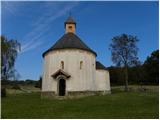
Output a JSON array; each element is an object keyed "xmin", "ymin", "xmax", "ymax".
[{"xmin": 1, "ymin": 90, "xmax": 159, "ymax": 119}]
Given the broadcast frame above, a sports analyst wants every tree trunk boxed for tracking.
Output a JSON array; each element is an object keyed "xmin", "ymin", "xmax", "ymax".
[{"xmin": 124, "ymin": 66, "xmax": 129, "ymax": 91}]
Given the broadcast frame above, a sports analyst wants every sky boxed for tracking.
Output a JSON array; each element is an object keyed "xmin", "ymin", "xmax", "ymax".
[{"xmin": 1, "ymin": 1, "xmax": 159, "ymax": 80}]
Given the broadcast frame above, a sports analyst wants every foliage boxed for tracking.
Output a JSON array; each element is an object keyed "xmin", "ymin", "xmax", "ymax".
[
  {"xmin": 109, "ymin": 34, "xmax": 139, "ymax": 91},
  {"xmin": 1, "ymin": 91, "xmax": 158, "ymax": 119},
  {"xmin": 1, "ymin": 36, "xmax": 21, "ymax": 80},
  {"xmin": 108, "ymin": 66, "xmax": 124, "ymax": 85},
  {"xmin": 25, "ymin": 79, "xmax": 37, "ymax": 85},
  {"xmin": 128, "ymin": 64, "xmax": 145, "ymax": 85},
  {"xmin": 108, "ymin": 66, "xmax": 142, "ymax": 85},
  {"xmin": 109, "ymin": 34, "xmax": 139, "ymax": 67},
  {"xmin": 35, "ymin": 76, "xmax": 42, "ymax": 89},
  {"xmin": 12, "ymin": 85, "xmax": 21, "ymax": 90},
  {"xmin": 108, "ymin": 50, "xmax": 159, "ymax": 85},
  {"xmin": 143, "ymin": 50, "xmax": 159, "ymax": 84},
  {"xmin": 1, "ymin": 88, "xmax": 6, "ymax": 97},
  {"xmin": 2, "ymin": 80, "xmax": 23, "ymax": 86},
  {"xmin": 1, "ymin": 79, "xmax": 39, "ymax": 88}
]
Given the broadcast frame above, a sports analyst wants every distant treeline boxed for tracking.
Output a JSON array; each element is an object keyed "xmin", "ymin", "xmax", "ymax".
[
  {"xmin": 1, "ymin": 79, "xmax": 42, "ymax": 88},
  {"xmin": 1, "ymin": 50, "xmax": 158, "ymax": 87},
  {"xmin": 109, "ymin": 50, "xmax": 159, "ymax": 86}
]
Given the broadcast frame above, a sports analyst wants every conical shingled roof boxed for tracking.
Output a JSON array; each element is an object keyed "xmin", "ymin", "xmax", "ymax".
[
  {"xmin": 42, "ymin": 33, "xmax": 97, "ymax": 57},
  {"xmin": 96, "ymin": 61, "xmax": 107, "ymax": 70}
]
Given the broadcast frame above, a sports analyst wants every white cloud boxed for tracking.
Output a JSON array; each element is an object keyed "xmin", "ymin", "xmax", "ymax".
[
  {"xmin": 20, "ymin": 2, "xmax": 79, "ymax": 54},
  {"xmin": 20, "ymin": 41, "xmax": 43, "ymax": 54},
  {"xmin": 1, "ymin": 1, "xmax": 23, "ymax": 16}
]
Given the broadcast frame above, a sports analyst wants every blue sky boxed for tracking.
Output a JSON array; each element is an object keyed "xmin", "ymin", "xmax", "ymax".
[{"xmin": 1, "ymin": 1, "xmax": 158, "ymax": 80}]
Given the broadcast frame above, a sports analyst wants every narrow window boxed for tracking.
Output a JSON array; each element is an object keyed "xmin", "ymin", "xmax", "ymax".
[
  {"xmin": 61, "ymin": 61, "xmax": 64, "ymax": 69},
  {"xmin": 80, "ymin": 61, "xmax": 83, "ymax": 69}
]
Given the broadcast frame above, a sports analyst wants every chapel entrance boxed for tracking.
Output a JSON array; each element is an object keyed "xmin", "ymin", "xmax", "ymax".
[
  {"xmin": 59, "ymin": 79, "xmax": 66, "ymax": 96},
  {"xmin": 51, "ymin": 69, "xmax": 70, "ymax": 96}
]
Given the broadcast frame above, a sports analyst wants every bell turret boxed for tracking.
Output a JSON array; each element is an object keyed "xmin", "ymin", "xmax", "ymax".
[{"xmin": 64, "ymin": 16, "xmax": 76, "ymax": 34}]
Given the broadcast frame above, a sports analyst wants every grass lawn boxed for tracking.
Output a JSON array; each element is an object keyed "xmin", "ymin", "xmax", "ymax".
[{"xmin": 1, "ymin": 89, "xmax": 159, "ymax": 119}]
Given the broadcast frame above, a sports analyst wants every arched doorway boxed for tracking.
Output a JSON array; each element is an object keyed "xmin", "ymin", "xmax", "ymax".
[
  {"xmin": 51, "ymin": 70, "xmax": 70, "ymax": 96},
  {"xmin": 59, "ymin": 79, "xmax": 66, "ymax": 96}
]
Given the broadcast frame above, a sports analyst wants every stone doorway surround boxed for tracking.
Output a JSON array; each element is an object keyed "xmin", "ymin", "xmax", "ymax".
[{"xmin": 51, "ymin": 69, "xmax": 70, "ymax": 96}]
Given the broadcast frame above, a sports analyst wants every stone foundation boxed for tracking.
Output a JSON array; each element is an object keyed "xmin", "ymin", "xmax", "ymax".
[
  {"xmin": 67, "ymin": 90, "xmax": 110, "ymax": 96},
  {"xmin": 41, "ymin": 91, "xmax": 56, "ymax": 99},
  {"xmin": 41, "ymin": 90, "xmax": 111, "ymax": 99}
]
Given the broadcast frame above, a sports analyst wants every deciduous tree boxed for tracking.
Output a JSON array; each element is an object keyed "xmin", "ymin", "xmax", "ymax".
[
  {"xmin": 109, "ymin": 34, "xmax": 139, "ymax": 91},
  {"xmin": 1, "ymin": 36, "xmax": 21, "ymax": 80}
]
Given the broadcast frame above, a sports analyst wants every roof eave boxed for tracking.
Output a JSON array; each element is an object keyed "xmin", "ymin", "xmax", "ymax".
[{"xmin": 42, "ymin": 48, "xmax": 97, "ymax": 58}]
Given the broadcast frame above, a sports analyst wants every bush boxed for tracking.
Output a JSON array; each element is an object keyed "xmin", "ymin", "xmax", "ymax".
[
  {"xmin": 12, "ymin": 85, "xmax": 21, "ymax": 90},
  {"xmin": 35, "ymin": 77, "xmax": 42, "ymax": 89},
  {"xmin": 1, "ymin": 88, "xmax": 6, "ymax": 97}
]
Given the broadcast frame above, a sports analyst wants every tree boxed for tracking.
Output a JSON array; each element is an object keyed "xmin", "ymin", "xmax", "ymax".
[
  {"xmin": 1, "ymin": 87, "xmax": 6, "ymax": 97},
  {"xmin": 35, "ymin": 76, "xmax": 42, "ymax": 89},
  {"xmin": 109, "ymin": 34, "xmax": 139, "ymax": 91},
  {"xmin": 128, "ymin": 61, "xmax": 147, "ymax": 90},
  {"xmin": 108, "ymin": 66, "xmax": 124, "ymax": 86},
  {"xmin": 143, "ymin": 50, "xmax": 159, "ymax": 84},
  {"xmin": 1, "ymin": 36, "xmax": 21, "ymax": 80}
]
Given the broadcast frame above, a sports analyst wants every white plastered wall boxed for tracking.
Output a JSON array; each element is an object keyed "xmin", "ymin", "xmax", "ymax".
[
  {"xmin": 42, "ymin": 49, "xmax": 96, "ymax": 94},
  {"xmin": 95, "ymin": 69, "xmax": 111, "ymax": 91}
]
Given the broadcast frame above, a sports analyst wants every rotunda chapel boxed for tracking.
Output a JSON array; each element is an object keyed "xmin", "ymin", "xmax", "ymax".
[{"xmin": 42, "ymin": 16, "xmax": 110, "ymax": 97}]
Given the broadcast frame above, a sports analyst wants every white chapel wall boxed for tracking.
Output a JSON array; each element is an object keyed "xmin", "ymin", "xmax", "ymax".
[
  {"xmin": 95, "ymin": 69, "xmax": 111, "ymax": 91},
  {"xmin": 42, "ymin": 49, "xmax": 96, "ymax": 93}
]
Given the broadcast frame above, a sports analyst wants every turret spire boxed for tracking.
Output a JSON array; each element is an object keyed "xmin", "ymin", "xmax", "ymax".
[{"xmin": 64, "ymin": 15, "xmax": 76, "ymax": 34}]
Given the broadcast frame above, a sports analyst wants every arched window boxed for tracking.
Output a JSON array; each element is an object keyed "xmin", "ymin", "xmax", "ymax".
[
  {"xmin": 80, "ymin": 61, "xmax": 83, "ymax": 69},
  {"xmin": 61, "ymin": 61, "xmax": 64, "ymax": 69}
]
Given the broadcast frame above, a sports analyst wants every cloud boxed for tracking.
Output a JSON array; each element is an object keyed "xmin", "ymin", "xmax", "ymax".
[
  {"xmin": 20, "ymin": 41, "xmax": 43, "ymax": 54},
  {"xmin": 1, "ymin": 1, "xmax": 22, "ymax": 16},
  {"xmin": 20, "ymin": 2, "xmax": 79, "ymax": 54}
]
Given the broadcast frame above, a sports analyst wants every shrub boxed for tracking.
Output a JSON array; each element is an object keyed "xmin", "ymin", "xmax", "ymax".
[
  {"xmin": 35, "ymin": 77, "xmax": 42, "ymax": 89},
  {"xmin": 12, "ymin": 85, "xmax": 21, "ymax": 90},
  {"xmin": 1, "ymin": 88, "xmax": 6, "ymax": 97}
]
